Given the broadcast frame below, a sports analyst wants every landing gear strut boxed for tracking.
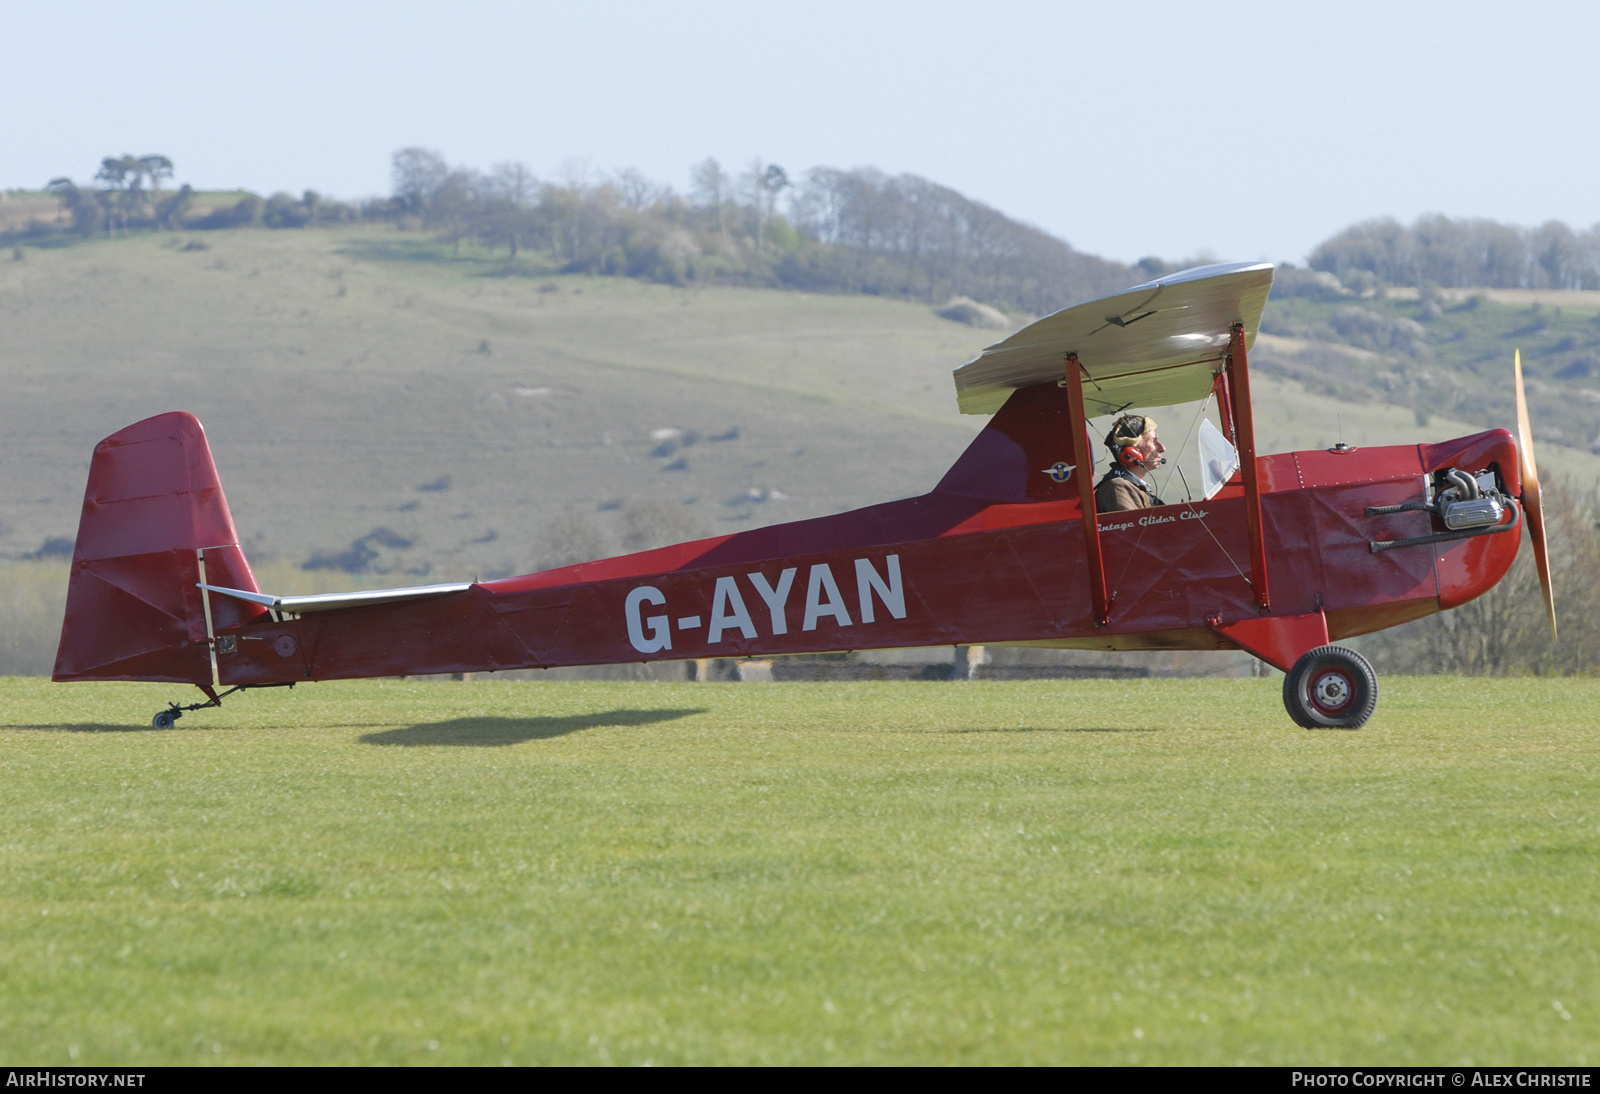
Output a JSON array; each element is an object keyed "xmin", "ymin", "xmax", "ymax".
[
  {"xmin": 1283, "ymin": 645, "xmax": 1378, "ymax": 730},
  {"xmin": 149, "ymin": 683, "xmax": 294, "ymax": 729}
]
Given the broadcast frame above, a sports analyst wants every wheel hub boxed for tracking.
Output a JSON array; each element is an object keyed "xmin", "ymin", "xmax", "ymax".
[{"xmin": 1311, "ymin": 671, "xmax": 1353, "ymax": 712}]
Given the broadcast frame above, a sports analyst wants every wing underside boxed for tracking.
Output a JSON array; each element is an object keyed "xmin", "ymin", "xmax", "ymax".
[{"xmin": 953, "ymin": 261, "xmax": 1275, "ymax": 415}]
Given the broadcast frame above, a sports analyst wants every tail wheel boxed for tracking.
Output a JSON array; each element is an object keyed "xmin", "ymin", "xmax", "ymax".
[{"xmin": 1283, "ymin": 645, "xmax": 1378, "ymax": 730}]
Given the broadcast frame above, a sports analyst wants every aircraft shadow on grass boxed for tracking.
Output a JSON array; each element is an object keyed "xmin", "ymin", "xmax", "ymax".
[
  {"xmin": 942, "ymin": 725, "xmax": 1158, "ymax": 734},
  {"xmin": 359, "ymin": 707, "xmax": 708, "ymax": 747},
  {"xmin": 7, "ymin": 723, "xmax": 173, "ymax": 734}
]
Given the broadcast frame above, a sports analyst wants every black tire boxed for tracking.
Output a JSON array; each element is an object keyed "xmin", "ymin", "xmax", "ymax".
[
  {"xmin": 1283, "ymin": 645, "xmax": 1378, "ymax": 730},
  {"xmin": 151, "ymin": 709, "xmax": 178, "ymax": 730}
]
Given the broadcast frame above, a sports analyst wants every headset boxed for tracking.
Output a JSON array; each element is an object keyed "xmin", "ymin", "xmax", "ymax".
[
  {"xmin": 1121, "ymin": 448, "xmax": 1168, "ymax": 469},
  {"xmin": 1107, "ymin": 415, "xmax": 1166, "ymax": 470}
]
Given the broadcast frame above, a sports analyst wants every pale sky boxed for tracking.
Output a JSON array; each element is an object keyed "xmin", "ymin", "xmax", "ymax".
[{"xmin": 3, "ymin": 0, "xmax": 1595, "ymax": 267}]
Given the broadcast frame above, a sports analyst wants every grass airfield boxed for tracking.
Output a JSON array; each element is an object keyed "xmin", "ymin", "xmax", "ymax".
[
  {"xmin": 1, "ymin": 676, "xmax": 1594, "ymax": 1065},
  {"xmin": 4, "ymin": 227, "xmax": 1599, "ymax": 1064}
]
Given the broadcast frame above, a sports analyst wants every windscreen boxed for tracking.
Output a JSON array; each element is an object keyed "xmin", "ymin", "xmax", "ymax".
[{"xmin": 1199, "ymin": 419, "xmax": 1240, "ymax": 500}]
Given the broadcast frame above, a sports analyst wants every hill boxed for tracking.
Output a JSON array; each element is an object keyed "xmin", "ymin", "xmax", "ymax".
[
  {"xmin": 1256, "ymin": 274, "xmax": 1600, "ymax": 457},
  {"xmin": 0, "ymin": 226, "xmax": 996, "ymax": 579},
  {"xmin": 10, "ymin": 154, "xmax": 1138, "ymax": 321},
  {"xmin": 7, "ymin": 226, "xmax": 1600, "ymax": 575},
  {"xmin": 5, "ymin": 225, "xmax": 1600, "ymax": 679}
]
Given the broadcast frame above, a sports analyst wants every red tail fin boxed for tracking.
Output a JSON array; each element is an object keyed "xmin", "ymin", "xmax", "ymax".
[{"xmin": 53, "ymin": 412, "xmax": 263, "ymax": 683}]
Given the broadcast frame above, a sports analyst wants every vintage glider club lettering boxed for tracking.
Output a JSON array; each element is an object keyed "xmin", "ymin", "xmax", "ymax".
[
  {"xmin": 52, "ymin": 263, "xmax": 1554, "ymax": 730},
  {"xmin": 1098, "ymin": 510, "xmax": 1208, "ymax": 534}
]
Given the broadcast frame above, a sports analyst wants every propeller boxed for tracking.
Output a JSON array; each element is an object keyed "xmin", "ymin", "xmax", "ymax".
[{"xmin": 1514, "ymin": 349, "xmax": 1557, "ymax": 638}]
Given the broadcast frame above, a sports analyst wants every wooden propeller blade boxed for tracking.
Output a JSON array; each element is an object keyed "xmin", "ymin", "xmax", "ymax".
[{"xmin": 1514, "ymin": 349, "xmax": 1557, "ymax": 638}]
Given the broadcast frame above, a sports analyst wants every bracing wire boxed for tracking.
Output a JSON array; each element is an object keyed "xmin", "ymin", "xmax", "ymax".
[
  {"xmin": 1169, "ymin": 399, "xmax": 1252, "ymax": 589},
  {"xmin": 1154, "ymin": 393, "xmax": 1211, "ymax": 503},
  {"xmin": 1108, "ymin": 393, "xmax": 1253, "ymax": 600},
  {"xmin": 1110, "ymin": 395, "xmax": 1214, "ymax": 598}
]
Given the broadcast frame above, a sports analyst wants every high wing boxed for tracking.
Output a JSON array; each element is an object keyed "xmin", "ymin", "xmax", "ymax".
[{"xmin": 952, "ymin": 261, "xmax": 1275, "ymax": 415}]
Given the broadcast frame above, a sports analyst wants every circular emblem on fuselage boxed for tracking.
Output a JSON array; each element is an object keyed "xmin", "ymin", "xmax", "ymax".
[
  {"xmin": 1042, "ymin": 462, "xmax": 1076, "ymax": 483},
  {"xmin": 274, "ymin": 634, "xmax": 298, "ymax": 658}
]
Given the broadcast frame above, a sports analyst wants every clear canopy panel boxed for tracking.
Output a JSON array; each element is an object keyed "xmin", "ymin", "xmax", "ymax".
[{"xmin": 1199, "ymin": 418, "xmax": 1240, "ymax": 500}]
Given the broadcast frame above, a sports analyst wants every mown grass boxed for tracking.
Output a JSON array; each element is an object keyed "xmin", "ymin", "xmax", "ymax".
[{"xmin": 1, "ymin": 676, "xmax": 1595, "ymax": 1065}]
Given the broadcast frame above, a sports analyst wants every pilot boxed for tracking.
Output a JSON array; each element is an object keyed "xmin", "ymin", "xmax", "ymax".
[{"xmin": 1095, "ymin": 414, "xmax": 1167, "ymax": 512}]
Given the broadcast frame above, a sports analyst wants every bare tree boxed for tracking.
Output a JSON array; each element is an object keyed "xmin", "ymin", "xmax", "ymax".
[
  {"xmin": 741, "ymin": 160, "xmax": 789, "ymax": 255},
  {"xmin": 690, "ymin": 157, "xmax": 728, "ymax": 235},
  {"xmin": 791, "ymin": 166, "xmax": 847, "ymax": 243},
  {"xmin": 488, "ymin": 161, "xmax": 536, "ymax": 206},
  {"xmin": 614, "ymin": 167, "xmax": 666, "ymax": 211},
  {"xmin": 427, "ymin": 169, "xmax": 482, "ymax": 250},
  {"xmin": 391, "ymin": 148, "xmax": 450, "ymax": 215},
  {"xmin": 534, "ymin": 509, "xmax": 610, "ymax": 571},
  {"xmin": 555, "ymin": 157, "xmax": 598, "ymax": 190},
  {"xmin": 1532, "ymin": 220, "xmax": 1580, "ymax": 290},
  {"xmin": 619, "ymin": 500, "xmax": 709, "ymax": 553}
]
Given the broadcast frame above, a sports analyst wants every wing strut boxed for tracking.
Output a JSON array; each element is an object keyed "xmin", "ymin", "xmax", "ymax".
[
  {"xmin": 1064, "ymin": 352, "xmax": 1111, "ymax": 625},
  {"xmin": 1212, "ymin": 368, "xmax": 1236, "ymax": 446},
  {"xmin": 1227, "ymin": 323, "xmax": 1271, "ymax": 611}
]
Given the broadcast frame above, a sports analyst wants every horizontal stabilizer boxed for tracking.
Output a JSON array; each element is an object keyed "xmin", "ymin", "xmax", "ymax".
[{"xmin": 199, "ymin": 581, "xmax": 473, "ymax": 615}]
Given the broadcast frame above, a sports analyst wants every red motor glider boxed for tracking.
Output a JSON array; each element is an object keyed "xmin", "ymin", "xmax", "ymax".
[{"xmin": 53, "ymin": 263, "xmax": 1554, "ymax": 729}]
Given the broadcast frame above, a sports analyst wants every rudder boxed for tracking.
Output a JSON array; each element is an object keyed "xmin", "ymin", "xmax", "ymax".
[{"xmin": 53, "ymin": 412, "xmax": 263, "ymax": 683}]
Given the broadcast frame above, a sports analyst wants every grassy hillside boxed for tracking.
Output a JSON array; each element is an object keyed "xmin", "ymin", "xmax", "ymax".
[
  {"xmin": 1259, "ymin": 285, "xmax": 1600, "ymax": 459},
  {"xmin": 0, "ymin": 227, "xmax": 998, "ymax": 579},
  {"xmin": 4, "ymin": 227, "xmax": 1599, "ymax": 679}
]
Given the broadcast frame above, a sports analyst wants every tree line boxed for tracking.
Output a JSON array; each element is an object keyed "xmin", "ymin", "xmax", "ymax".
[
  {"xmin": 27, "ymin": 151, "xmax": 1600, "ymax": 310},
  {"xmin": 27, "ymin": 149, "xmax": 1133, "ymax": 315},
  {"xmin": 1309, "ymin": 215, "xmax": 1600, "ymax": 292},
  {"xmin": 381, "ymin": 149, "xmax": 1134, "ymax": 315},
  {"xmin": 40, "ymin": 154, "xmax": 362, "ymax": 237}
]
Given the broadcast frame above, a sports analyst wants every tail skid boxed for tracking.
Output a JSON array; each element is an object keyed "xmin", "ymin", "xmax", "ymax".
[{"xmin": 150, "ymin": 681, "xmax": 296, "ymax": 730}]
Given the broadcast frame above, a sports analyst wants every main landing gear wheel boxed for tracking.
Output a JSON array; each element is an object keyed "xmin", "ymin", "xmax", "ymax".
[{"xmin": 1283, "ymin": 645, "xmax": 1378, "ymax": 730}]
